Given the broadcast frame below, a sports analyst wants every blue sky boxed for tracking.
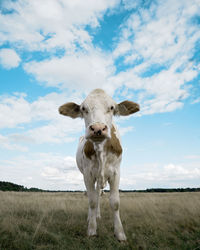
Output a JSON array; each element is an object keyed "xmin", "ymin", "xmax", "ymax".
[{"xmin": 0, "ymin": 0, "xmax": 200, "ymax": 190}]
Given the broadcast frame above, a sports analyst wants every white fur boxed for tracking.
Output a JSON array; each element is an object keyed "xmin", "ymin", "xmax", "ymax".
[{"xmin": 81, "ymin": 89, "xmax": 116, "ymax": 139}]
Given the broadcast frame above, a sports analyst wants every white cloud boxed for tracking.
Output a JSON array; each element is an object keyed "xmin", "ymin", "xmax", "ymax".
[
  {"xmin": 42, "ymin": 167, "xmax": 82, "ymax": 185},
  {"xmin": 27, "ymin": 92, "xmax": 85, "ymax": 144},
  {"xmin": 120, "ymin": 162, "xmax": 200, "ymax": 190},
  {"xmin": 0, "ymin": 0, "xmax": 119, "ymax": 51},
  {"xmin": 184, "ymin": 155, "xmax": 200, "ymax": 160},
  {"xmin": 0, "ymin": 92, "xmax": 85, "ymax": 146},
  {"xmin": 163, "ymin": 163, "xmax": 200, "ymax": 181},
  {"xmin": 0, "ymin": 134, "xmax": 28, "ymax": 152},
  {"xmin": 122, "ymin": 0, "xmax": 142, "ymax": 10},
  {"xmin": 192, "ymin": 97, "xmax": 200, "ymax": 104},
  {"xmin": 0, "ymin": 93, "xmax": 31, "ymax": 128},
  {"xmin": 0, "ymin": 0, "xmax": 119, "ymax": 98},
  {"xmin": 112, "ymin": 0, "xmax": 200, "ymax": 114},
  {"xmin": 113, "ymin": 40, "xmax": 132, "ymax": 58},
  {"xmin": 0, "ymin": 152, "xmax": 84, "ymax": 190},
  {"xmin": 118, "ymin": 126, "xmax": 134, "ymax": 136},
  {"xmin": 117, "ymin": 0, "xmax": 200, "ymax": 65},
  {"xmin": 0, "ymin": 48, "xmax": 21, "ymax": 69},
  {"xmin": 30, "ymin": 91, "xmax": 84, "ymax": 121},
  {"xmin": 24, "ymin": 50, "xmax": 115, "ymax": 91},
  {"xmin": 111, "ymin": 63, "xmax": 196, "ymax": 114},
  {"xmin": 25, "ymin": 119, "xmax": 83, "ymax": 144},
  {"xmin": 1, "ymin": 0, "xmax": 199, "ymax": 116}
]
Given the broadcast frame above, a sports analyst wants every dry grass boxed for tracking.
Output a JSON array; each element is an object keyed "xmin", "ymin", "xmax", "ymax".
[{"xmin": 0, "ymin": 191, "xmax": 200, "ymax": 250}]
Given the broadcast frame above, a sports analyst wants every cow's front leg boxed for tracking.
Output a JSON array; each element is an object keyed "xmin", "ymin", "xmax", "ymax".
[
  {"xmin": 84, "ymin": 175, "xmax": 98, "ymax": 236},
  {"xmin": 96, "ymin": 184, "xmax": 101, "ymax": 219},
  {"xmin": 109, "ymin": 173, "xmax": 127, "ymax": 241}
]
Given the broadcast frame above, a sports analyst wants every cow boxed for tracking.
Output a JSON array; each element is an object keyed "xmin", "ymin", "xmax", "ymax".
[{"xmin": 59, "ymin": 89, "xmax": 140, "ymax": 241}]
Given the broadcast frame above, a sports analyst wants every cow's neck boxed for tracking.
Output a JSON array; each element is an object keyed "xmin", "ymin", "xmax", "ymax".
[{"xmin": 93, "ymin": 140, "xmax": 107, "ymax": 189}]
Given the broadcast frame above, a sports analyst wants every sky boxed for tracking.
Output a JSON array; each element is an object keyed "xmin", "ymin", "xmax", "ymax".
[{"xmin": 0, "ymin": 0, "xmax": 200, "ymax": 191}]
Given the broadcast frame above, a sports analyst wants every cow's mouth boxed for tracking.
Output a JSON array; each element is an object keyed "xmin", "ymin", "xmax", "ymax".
[{"xmin": 89, "ymin": 135, "xmax": 107, "ymax": 142}]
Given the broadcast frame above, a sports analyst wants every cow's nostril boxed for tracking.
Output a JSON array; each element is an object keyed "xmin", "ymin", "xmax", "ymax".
[
  {"xmin": 90, "ymin": 125, "xmax": 94, "ymax": 131},
  {"xmin": 96, "ymin": 130, "xmax": 102, "ymax": 136}
]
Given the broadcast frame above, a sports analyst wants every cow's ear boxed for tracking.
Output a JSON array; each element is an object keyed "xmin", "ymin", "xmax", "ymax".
[
  {"xmin": 59, "ymin": 102, "xmax": 81, "ymax": 118},
  {"xmin": 116, "ymin": 100, "xmax": 140, "ymax": 116}
]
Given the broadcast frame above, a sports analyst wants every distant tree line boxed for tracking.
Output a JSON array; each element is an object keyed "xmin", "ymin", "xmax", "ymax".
[
  {"xmin": 146, "ymin": 188, "xmax": 200, "ymax": 192},
  {"xmin": 0, "ymin": 181, "xmax": 43, "ymax": 192},
  {"xmin": 119, "ymin": 188, "xmax": 200, "ymax": 193},
  {"xmin": 1, "ymin": 181, "xmax": 200, "ymax": 193}
]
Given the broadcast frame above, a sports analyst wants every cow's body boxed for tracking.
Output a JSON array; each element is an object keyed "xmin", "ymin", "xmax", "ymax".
[{"xmin": 59, "ymin": 89, "xmax": 139, "ymax": 241}]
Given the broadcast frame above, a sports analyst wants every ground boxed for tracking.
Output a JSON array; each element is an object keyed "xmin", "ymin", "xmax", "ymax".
[{"xmin": 0, "ymin": 191, "xmax": 200, "ymax": 250}]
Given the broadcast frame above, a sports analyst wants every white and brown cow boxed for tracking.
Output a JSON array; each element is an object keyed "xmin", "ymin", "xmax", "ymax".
[{"xmin": 59, "ymin": 89, "xmax": 139, "ymax": 241}]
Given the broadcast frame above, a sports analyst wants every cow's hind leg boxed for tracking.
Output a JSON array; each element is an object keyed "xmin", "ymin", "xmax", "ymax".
[
  {"xmin": 84, "ymin": 175, "xmax": 98, "ymax": 236},
  {"xmin": 109, "ymin": 174, "xmax": 126, "ymax": 241}
]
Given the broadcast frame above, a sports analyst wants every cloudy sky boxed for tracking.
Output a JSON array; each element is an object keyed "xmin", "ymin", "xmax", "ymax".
[{"xmin": 0, "ymin": 0, "xmax": 200, "ymax": 190}]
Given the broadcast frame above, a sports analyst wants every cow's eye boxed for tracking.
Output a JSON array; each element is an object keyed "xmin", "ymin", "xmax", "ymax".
[
  {"xmin": 110, "ymin": 106, "xmax": 114, "ymax": 110},
  {"xmin": 81, "ymin": 106, "xmax": 88, "ymax": 113}
]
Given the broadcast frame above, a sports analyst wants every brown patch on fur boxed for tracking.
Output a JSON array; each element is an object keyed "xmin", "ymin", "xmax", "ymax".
[
  {"xmin": 84, "ymin": 140, "xmax": 96, "ymax": 159},
  {"xmin": 105, "ymin": 126, "xmax": 122, "ymax": 156},
  {"xmin": 118, "ymin": 100, "xmax": 140, "ymax": 116},
  {"xmin": 59, "ymin": 102, "xmax": 80, "ymax": 118}
]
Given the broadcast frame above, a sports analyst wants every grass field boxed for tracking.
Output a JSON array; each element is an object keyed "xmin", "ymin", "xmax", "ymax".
[{"xmin": 0, "ymin": 191, "xmax": 200, "ymax": 250}]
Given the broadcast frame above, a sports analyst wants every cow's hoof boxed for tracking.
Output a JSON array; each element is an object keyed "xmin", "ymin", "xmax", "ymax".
[
  {"xmin": 115, "ymin": 232, "xmax": 127, "ymax": 242},
  {"xmin": 88, "ymin": 234, "xmax": 98, "ymax": 238},
  {"xmin": 96, "ymin": 214, "xmax": 101, "ymax": 220},
  {"xmin": 88, "ymin": 229, "xmax": 97, "ymax": 237}
]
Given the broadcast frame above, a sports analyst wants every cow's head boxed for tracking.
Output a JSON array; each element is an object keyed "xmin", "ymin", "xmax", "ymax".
[{"xmin": 59, "ymin": 89, "xmax": 140, "ymax": 142}]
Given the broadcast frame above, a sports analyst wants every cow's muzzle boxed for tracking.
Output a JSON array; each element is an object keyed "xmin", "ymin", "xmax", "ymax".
[{"xmin": 88, "ymin": 123, "xmax": 108, "ymax": 141}]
